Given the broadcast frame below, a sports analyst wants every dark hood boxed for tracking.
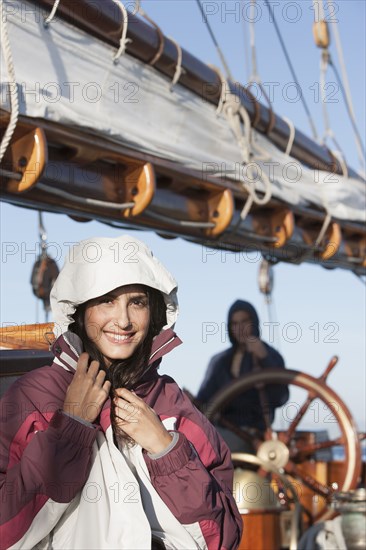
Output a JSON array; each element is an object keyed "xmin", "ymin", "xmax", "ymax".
[{"xmin": 227, "ymin": 300, "xmax": 260, "ymax": 344}]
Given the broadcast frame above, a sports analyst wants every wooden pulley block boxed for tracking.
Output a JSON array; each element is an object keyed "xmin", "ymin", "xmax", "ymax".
[
  {"xmin": 1, "ymin": 126, "xmax": 47, "ymax": 193},
  {"xmin": 121, "ymin": 161, "xmax": 156, "ymax": 216},
  {"xmin": 251, "ymin": 207, "xmax": 294, "ymax": 248},
  {"xmin": 205, "ymin": 188, "xmax": 234, "ymax": 236},
  {"xmin": 302, "ymin": 221, "xmax": 342, "ymax": 260},
  {"xmin": 313, "ymin": 20, "xmax": 330, "ymax": 49},
  {"xmin": 30, "ymin": 255, "xmax": 60, "ymax": 309}
]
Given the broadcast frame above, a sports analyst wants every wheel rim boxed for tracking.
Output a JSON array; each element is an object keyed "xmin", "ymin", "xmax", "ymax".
[{"xmin": 206, "ymin": 368, "xmax": 361, "ymax": 521}]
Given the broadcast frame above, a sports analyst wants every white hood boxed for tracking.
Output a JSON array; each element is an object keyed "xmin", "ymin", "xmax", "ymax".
[{"xmin": 50, "ymin": 235, "xmax": 178, "ymax": 337}]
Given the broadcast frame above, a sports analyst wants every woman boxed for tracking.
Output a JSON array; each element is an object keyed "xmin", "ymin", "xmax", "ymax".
[{"xmin": 0, "ymin": 235, "xmax": 242, "ymax": 549}]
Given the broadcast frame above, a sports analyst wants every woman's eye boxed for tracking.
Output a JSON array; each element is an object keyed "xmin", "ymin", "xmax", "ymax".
[{"xmin": 131, "ymin": 298, "xmax": 148, "ymax": 307}]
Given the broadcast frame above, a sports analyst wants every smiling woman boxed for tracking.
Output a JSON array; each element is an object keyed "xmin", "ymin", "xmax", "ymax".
[
  {"xmin": 0, "ymin": 234, "xmax": 243, "ymax": 550},
  {"xmin": 73, "ymin": 285, "xmax": 156, "ymax": 366}
]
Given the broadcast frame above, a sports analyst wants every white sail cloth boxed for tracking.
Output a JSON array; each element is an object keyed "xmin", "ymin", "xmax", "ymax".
[{"xmin": 1, "ymin": 0, "xmax": 365, "ymax": 223}]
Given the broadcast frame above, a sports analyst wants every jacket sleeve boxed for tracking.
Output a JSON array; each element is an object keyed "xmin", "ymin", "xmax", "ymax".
[
  {"xmin": 144, "ymin": 398, "xmax": 243, "ymax": 550},
  {"xmin": 0, "ymin": 375, "xmax": 98, "ymax": 549}
]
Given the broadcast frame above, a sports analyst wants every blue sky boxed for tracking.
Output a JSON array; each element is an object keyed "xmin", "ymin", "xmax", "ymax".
[{"xmin": 1, "ymin": 1, "xmax": 365, "ymax": 431}]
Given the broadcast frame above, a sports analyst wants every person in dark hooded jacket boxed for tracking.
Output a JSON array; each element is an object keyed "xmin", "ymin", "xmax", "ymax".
[{"xmin": 197, "ymin": 300, "xmax": 289, "ymax": 451}]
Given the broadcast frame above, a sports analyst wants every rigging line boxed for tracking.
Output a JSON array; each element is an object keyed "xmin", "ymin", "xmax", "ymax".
[
  {"xmin": 242, "ymin": 8, "xmax": 251, "ymax": 83},
  {"xmin": 329, "ymin": 59, "xmax": 366, "ymax": 171},
  {"xmin": 262, "ymin": 0, "xmax": 319, "ymax": 141},
  {"xmin": 249, "ymin": 0, "xmax": 259, "ymax": 83},
  {"xmin": 195, "ymin": 0, "xmax": 234, "ymax": 81},
  {"xmin": 0, "ymin": 0, "xmax": 19, "ymax": 164},
  {"xmin": 318, "ymin": 50, "xmax": 347, "ymax": 161},
  {"xmin": 327, "ymin": 0, "xmax": 365, "ymax": 172},
  {"xmin": 353, "ymin": 273, "xmax": 366, "ymax": 287}
]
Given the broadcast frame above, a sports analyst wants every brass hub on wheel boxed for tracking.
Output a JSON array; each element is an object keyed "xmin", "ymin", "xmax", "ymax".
[{"xmin": 257, "ymin": 439, "xmax": 290, "ymax": 469}]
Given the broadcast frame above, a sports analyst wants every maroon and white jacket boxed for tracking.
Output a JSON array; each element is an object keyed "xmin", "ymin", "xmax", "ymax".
[{"xmin": 0, "ymin": 329, "xmax": 242, "ymax": 549}]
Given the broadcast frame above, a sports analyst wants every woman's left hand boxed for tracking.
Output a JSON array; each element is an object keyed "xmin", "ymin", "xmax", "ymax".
[{"xmin": 113, "ymin": 388, "xmax": 173, "ymax": 454}]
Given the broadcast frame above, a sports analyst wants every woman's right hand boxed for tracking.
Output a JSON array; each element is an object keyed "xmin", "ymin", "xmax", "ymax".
[{"xmin": 63, "ymin": 352, "xmax": 111, "ymax": 423}]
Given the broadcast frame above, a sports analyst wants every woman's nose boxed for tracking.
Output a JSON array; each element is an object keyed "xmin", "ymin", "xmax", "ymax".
[{"xmin": 113, "ymin": 303, "xmax": 132, "ymax": 331}]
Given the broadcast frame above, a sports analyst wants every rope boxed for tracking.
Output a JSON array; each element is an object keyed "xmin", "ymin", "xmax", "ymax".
[
  {"xmin": 319, "ymin": 51, "xmax": 332, "ymax": 144},
  {"xmin": 246, "ymin": 1, "xmax": 276, "ymax": 134},
  {"xmin": 317, "ymin": 28, "xmax": 349, "ymax": 171},
  {"xmin": 283, "ymin": 116, "xmax": 296, "ymax": 156},
  {"xmin": 0, "ymin": 168, "xmax": 21, "ymax": 179},
  {"xmin": 312, "ymin": 0, "xmax": 325, "ymax": 22},
  {"xmin": 354, "ymin": 273, "xmax": 366, "ymax": 286},
  {"xmin": 242, "ymin": 11, "xmax": 251, "ymax": 83},
  {"xmin": 248, "ymin": 0, "xmax": 259, "ymax": 84},
  {"xmin": 148, "ymin": 210, "xmax": 215, "ymax": 229},
  {"xmin": 195, "ymin": 0, "xmax": 234, "ymax": 81},
  {"xmin": 0, "ymin": 0, "xmax": 19, "ymax": 164},
  {"xmin": 331, "ymin": 149, "xmax": 348, "ymax": 178},
  {"xmin": 263, "ymin": 0, "xmax": 319, "ymax": 141},
  {"xmin": 314, "ymin": 212, "xmax": 332, "ymax": 248},
  {"xmin": 329, "ymin": 58, "xmax": 365, "ymax": 174},
  {"xmin": 215, "ymin": 69, "xmax": 273, "ymax": 224},
  {"xmin": 327, "ymin": 0, "xmax": 365, "ymax": 175},
  {"xmin": 168, "ymin": 37, "xmax": 184, "ymax": 91},
  {"xmin": 293, "ymin": 211, "xmax": 333, "ymax": 265},
  {"xmin": 38, "ymin": 211, "xmax": 48, "ymax": 256},
  {"xmin": 110, "ymin": 0, "xmax": 132, "ymax": 62},
  {"xmin": 43, "ymin": 0, "xmax": 61, "ymax": 26},
  {"xmin": 135, "ymin": 2, "xmax": 165, "ymax": 66},
  {"xmin": 36, "ymin": 183, "xmax": 135, "ymax": 210}
]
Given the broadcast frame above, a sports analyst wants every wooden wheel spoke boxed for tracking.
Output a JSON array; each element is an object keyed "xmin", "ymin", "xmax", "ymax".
[
  {"xmin": 205, "ymin": 365, "xmax": 361, "ymax": 523},
  {"xmin": 283, "ymin": 391, "xmax": 316, "ymax": 443},
  {"xmin": 255, "ymin": 383, "xmax": 273, "ymax": 433},
  {"xmin": 219, "ymin": 417, "xmax": 263, "ymax": 447},
  {"xmin": 294, "ymin": 437, "xmax": 344, "ymax": 460},
  {"xmin": 285, "ymin": 462, "xmax": 331, "ymax": 498}
]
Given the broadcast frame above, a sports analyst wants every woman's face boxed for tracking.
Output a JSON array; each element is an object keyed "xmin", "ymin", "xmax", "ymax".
[{"xmin": 84, "ymin": 284, "xmax": 150, "ymax": 366}]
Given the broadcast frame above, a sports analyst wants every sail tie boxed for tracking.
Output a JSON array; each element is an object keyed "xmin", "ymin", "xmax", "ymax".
[
  {"xmin": 0, "ymin": 0, "xmax": 19, "ymax": 164},
  {"xmin": 134, "ymin": 1, "xmax": 165, "ymax": 66},
  {"xmin": 111, "ymin": 0, "xmax": 132, "ymax": 62},
  {"xmin": 169, "ymin": 37, "xmax": 185, "ymax": 91},
  {"xmin": 283, "ymin": 117, "xmax": 296, "ymax": 157},
  {"xmin": 331, "ymin": 150, "xmax": 348, "ymax": 179},
  {"xmin": 43, "ymin": 0, "xmax": 61, "ymax": 26},
  {"xmin": 215, "ymin": 70, "xmax": 273, "ymax": 224}
]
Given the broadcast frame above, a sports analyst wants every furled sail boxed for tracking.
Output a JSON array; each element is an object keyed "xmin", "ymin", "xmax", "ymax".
[{"xmin": 1, "ymin": 0, "xmax": 365, "ymax": 273}]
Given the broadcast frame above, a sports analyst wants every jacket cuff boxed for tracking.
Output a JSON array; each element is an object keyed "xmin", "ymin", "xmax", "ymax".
[
  {"xmin": 144, "ymin": 431, "xmax": 194, "ymax": 476},
  {"xmin": 49, "ymin": 409, "xmax": 98, "ymax": 448},
  {"xmin": 62, "ymin": 410, "xmax": 95, "ymax": 429},
  {"xmin": 147, "ymin": 431, "xmax": 179, "ymax": 459}
]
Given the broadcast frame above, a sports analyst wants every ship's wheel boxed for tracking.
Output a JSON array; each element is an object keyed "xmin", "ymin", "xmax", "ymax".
[{"xmin": 205, "ymin": 357, "xmax": 362, "ymax": 523}]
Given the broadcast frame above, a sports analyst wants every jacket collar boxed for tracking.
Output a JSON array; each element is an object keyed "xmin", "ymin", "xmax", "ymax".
[{"xmin": 51, "ymin": 328, "xmax": 182, "ymax": 373}]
